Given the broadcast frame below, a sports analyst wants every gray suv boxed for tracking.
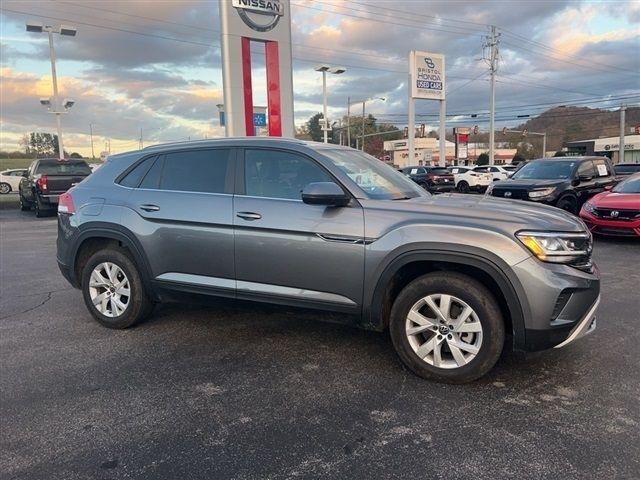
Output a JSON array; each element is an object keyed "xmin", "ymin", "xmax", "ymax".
[{"xmin": 57, "ymin": 138, "xmax": 600, "ymax": 383}]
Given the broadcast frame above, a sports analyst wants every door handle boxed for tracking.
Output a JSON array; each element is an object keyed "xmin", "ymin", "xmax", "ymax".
[
  {"xmin": 139, "ymin": 204, "xmax": 160, "ymax": 212},
  {"xmin": 236, "ymin": 211, "xmax": 262, "ymax": 221}
]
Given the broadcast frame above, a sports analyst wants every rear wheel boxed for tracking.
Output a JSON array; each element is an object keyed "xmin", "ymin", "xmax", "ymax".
[
  {"xmin": 34, "ymin": 196, "xmax": 48, "ymax": 217},
  {"xmin": 81, "ymin": 248, "xmax": 154, "ymax": 329},
  {"xmin": 0, "ymin": 183, "xmax": 10, "ymax": 194},
  {"xmin": 19, "ymin": 193, "xmax": 31, "ymax": 211},
  {"xmin": 457, "ymin": 181, "xmax": 470, "ymax": 193},
  {"xmin": 556, "ymin": 196, "xmax": 577, "ymax": 215},
  {"xmin": 389, "ymin": 272, "xmax": 505, "ymax": 383}
]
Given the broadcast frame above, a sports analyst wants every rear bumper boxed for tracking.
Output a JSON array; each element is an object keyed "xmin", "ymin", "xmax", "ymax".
[
  {"xmin": 39, "ymin": 194, "xmax": 60, "ymax": 205},
  {"xmin": 429, "ymin": 183, "xmax": 455, "ymax": 192}
]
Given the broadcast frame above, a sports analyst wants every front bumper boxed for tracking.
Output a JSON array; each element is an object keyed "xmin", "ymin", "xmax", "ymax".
[
  {"xmin": 429, "ymin": 183, "xmax": 455, "ymax": 193},
  {"xmin": 512, "ymin": 256, "xmax": 600, "ymax": 352},
  {"xmin": 580, "ymin": 210, "xmax": 640, "ymax": 237}
]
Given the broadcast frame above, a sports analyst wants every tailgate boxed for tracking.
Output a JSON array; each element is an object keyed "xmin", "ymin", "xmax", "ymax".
[{"xmin": 46, "ymin": 175, "xmax": 87, "ymax": 194}]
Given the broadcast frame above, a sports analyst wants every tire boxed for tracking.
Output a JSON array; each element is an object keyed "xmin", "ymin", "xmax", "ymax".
[
  {"xmin": 457, "ymin": 181, "xmax": 470, "ymax": 193},
  {"xmin": 389, "ymin": 272, "xmax": 505, "ymax": 383},
  {"xmin": 34, "ymin": 196, "xmax": 48, "ymax": 218},
  {"xmin": 556, "ymin": 196, "xmax": 577, "ymax": 215},
  {"xmin": 19, "ymin": 193, "xmax": 31, "ymax": 211},
  {"xmin": 81, "ymin": 248, "xmax": 154, "ymax": 329},
  {"xmin": 0, "ymin": 182, "xmax": 10, "ymax": 194}
]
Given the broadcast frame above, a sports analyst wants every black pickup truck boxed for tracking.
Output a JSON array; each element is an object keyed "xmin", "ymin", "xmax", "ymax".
[{"xmin": 19, "ymin": 159, "xmax": 92, "ymax": 217}]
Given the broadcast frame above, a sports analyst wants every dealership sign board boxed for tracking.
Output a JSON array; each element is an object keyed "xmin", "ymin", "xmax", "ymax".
[{"xmin": 410, "ymin": 51, "xmax": 445, "ymax": 100}]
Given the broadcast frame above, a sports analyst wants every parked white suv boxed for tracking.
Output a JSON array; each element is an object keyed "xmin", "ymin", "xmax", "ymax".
[
  {"xmin": 0, "ymin": 169, "xmax": 28, "ymax": 194},
  {"xmin": 472, "ymin": 165, "xmax": 513, "ymax": 181},
  {"xmin": 449, "ymin": 166, "xmax": 493, "ymax": 193}
]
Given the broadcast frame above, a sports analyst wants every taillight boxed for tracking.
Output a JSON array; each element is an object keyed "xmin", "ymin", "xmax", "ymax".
[
  {"xmin": 58, "ymin": 191, "xmax": 76, "ymax": 214},
  {"xmin": 36, "ymin": 175, "xmax": 48, "ymax": 192}
]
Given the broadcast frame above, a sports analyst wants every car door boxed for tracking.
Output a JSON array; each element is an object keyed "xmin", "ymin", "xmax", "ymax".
[
  {"xmin": 592, "ymin": 158, "xmax": 616, "ymax": 193},
  {"xmin": 574, "ymin": 159, "xmax": 598, "ymax": 204},
  {"xmin": 233, "ymin": 148, "xmax": 365, "ymax": 310},
  {"xmin": 123, "ymin": 148, "xmax": 236, "ymax": 294}
]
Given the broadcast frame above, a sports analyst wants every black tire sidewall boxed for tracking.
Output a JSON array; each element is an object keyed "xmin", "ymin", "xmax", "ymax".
[
  {"xmin": 557, "ymin": 196, "xmax": 577, "ymax": 214},
  {"xmin": 390, "ymin": 272, "xmax": 505, "ymax": 383},
  {"xmin": 81, "ymin": 249, "xmax": 150, "ymax": 329},
  {"xmin": 458, "ymin": 181, "xmax": 469, "ymax": 193}
]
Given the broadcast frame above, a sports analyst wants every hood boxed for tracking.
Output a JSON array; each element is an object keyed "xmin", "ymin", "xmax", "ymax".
[
  {"xmin": 589, "ymin": 191, "xmax": 640, "ymax": 209},
  {"xmin": 364, "ymin": 193, "xmax": 586, "ymax": 233},
  {"xmin": 492, "ymin": 178, "xmax": 567, "ymax": 189}
]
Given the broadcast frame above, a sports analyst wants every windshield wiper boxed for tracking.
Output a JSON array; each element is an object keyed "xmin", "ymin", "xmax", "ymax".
[{"xmin": 391, "ymin": 196, "xmax": 412, "ymax": 200}]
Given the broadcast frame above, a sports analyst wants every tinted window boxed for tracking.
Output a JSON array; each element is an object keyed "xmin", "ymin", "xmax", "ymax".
[
  {"xmin": 158, "ymin": 149, "xmax": 231, "ymax": 193},
  {"xmin": 474, "ymin": 167, "xmax": 489, "ymax": 172},
  {"xmin": 430, "ymin": 168, "xmax": 450, "ymax": 175},
  {"xmin": 119, "ymin": 156, "xmax": 157, "ymax": 188},
  {"xmin": 245, "ymin": 149, "xmax": 332, "ymax": 200},
  {"xmin": 577, "ymin": 160, "xmax": 596, "ymax": 178},
  {"xmin": 615, "ymin": 164, "xmax": 640, "ymax": 174},
  {"xmin": 36, "ymin": 160, "xmax": 92, "ymax": 175},
  {"xmin": 140, "ymin": 156, "xmax": 163, "ymax": 189}
]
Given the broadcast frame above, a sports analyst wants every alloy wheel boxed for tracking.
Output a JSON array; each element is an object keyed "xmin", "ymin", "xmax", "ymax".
[
  {"xmin": 405, "ymin": 294, "xmax": 483, "ymax": 369},
  {"xmin": 89, "ymin": 262, "xmax": 131, "ymax": 317}
]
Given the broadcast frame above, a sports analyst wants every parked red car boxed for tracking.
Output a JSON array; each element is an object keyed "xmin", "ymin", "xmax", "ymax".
[{"xmin": 580, "ymin": 172, "xmax": 640, "ymax": 237}]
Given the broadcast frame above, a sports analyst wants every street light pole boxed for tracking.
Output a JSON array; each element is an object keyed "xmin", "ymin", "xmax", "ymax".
[
  {"xmin": 347, "ymin": 97, "xmax": 385, "ymax": 152},
  {"xmin": 46, "ymin": 28, "xmax": 65, "ymax": 160},
  {"xmin": 27, "ymin": 22, "xmax": 76, "ymax": 160},
  {"xmin": 361, "ymin": 101, "xmax": 365, "ymax": 151},
  {"xmin": 315, "ymin": 65, "xmax": 346, "ymax": 144},
  {"xmin": 89, "ymin": 123, "xmax": 95, "ymax": 160},
  {"xmin": 347, "ymin": 96, "xmax": 351, "ymax": 147}
]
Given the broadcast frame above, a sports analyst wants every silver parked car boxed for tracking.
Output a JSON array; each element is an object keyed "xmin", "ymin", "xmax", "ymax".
[{"xmin": 57, "ymin": 138, "xmax": 599, "ymax": 383}]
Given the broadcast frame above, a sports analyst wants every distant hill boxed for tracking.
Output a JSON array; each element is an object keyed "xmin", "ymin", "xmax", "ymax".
[{"xmin": 515, "ymin": 106, "xmax": 640, "ymax": 153}]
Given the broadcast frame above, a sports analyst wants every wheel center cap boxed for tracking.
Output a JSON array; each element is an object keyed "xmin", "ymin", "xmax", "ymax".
[{"xmin": 439, "ymin": 325, "xmax": 449, "ymax": 335}]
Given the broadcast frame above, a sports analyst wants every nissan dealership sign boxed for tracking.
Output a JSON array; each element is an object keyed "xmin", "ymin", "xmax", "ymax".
[{"xmin": 232, "ymin": 0, "xmax": 284, "ymax": 32}]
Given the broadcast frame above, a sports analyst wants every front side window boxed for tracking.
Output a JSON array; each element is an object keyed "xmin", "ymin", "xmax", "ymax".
[
  {"xmin": 244, "ymin": 149, "xmax": 332, "ymax": 200},
  {"xmin": 321, "ymin": 149, "xmax": 426, "ymax": 200}
]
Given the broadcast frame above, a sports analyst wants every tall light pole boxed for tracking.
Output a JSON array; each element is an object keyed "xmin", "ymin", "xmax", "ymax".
[
  {"xmin": 347, "ymin": 97, "xmax": 385, "ymax": 151},
  {"xmin": 89, "ymin": 123, "xmax": 95, "ymax": 159},
  {"xmin": 27, "ymin": 21, "xmax": 77, "ymax": 160},
  {"xmin": 315, "ymin": 65, "xmax": 346, "ymax": 143}
]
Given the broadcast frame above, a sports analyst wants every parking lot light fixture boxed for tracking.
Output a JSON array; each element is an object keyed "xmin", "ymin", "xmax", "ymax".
[
  {"xmin": 26, "ymin": 22, "xmax": 77, "ymax": 160},
  {"xmin": 315, "ymin": 65, "xmax": 346, "ymax": 143}
]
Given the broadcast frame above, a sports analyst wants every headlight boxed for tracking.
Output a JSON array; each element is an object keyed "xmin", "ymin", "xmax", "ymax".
[
  {"xmin": 583, "ymin": 201, "xmax": 596, "ymax": 214},
  {"xmin": 516, "ymin": 231, "xmax": 593, "ymax": 270},
  {"xmin": 528, "ymin": 187, "xmax": 556, "ymax": 199}
]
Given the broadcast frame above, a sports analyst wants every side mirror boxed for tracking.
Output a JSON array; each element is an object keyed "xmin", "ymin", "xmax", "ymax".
[
  {"xmin": 579, "ymin": 175, "xmax": 593, "ymax": 182},
  {"xmin": 302, "ymin": 182, "xmax": 350, "ymax": 207}
]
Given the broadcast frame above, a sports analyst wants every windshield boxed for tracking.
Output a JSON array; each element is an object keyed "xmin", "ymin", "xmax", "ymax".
[
  {"xmin": 613, "ymin": 175, "xmax": 640, "ymax": 193},
  {"xmin": 322, "ymin": 149, "xmax": 427, "ymax": 200},
  {"xmin": 511, "ymin": 160, "xmax": 576, "ymax": 180},
  {"xmin": 36, "ymin": 161, "xmax": 92, "ymax": 175},
  {"xmin": 430, "ymin": 168, "xmax": 451, "ymax": 175}
]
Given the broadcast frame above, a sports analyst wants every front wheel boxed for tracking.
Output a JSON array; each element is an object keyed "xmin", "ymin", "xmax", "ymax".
[
  {"xmin": 81, "ymin": 248, "xmax": 154, "ymax": 329},
  {"xmin": 556, "ymin": 196, "xmax": 577, "ymax": 215},
  {"xmin": 389, "ymin": 272, "xmax": 505, "ymax": 383}
]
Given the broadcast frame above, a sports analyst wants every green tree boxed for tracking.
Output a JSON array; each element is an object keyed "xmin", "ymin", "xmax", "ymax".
[
  {"xmin": 69, "ymin": 152, "xmax": 83, "ymax": 158},
  {"xmin": 476, "ymin": 152, "xmax": 489, "ymax": 165},
  {"xmin": 306, "ymin": 113, "xmax": 324, "ymax": 142},
  {"xmin": 553, "ymin": 150, "xmax": 566, "ymax": 157},
  {"xmin": 512, "ymin": 153, "xmax": 526, "ymax": 165}
]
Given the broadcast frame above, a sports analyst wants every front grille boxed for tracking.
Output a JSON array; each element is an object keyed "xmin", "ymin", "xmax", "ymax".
[
  {"xmin": 592, "ymin": 208, "xmax": 640, "ymax": 221},
  {"xmin": 492, "ymin": 188, "xmax": 528, "ymax": 200}
]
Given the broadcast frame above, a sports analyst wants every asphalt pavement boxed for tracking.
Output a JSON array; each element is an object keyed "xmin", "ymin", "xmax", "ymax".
[{"xmin": 1, "ymin": 205, "xmax": 639, "ymax": 480}]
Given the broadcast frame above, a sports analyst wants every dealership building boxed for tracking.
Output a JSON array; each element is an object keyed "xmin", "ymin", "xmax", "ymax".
[{"xmin": 565, "ymin": 134, "xmax": 640, "ymax": 163}]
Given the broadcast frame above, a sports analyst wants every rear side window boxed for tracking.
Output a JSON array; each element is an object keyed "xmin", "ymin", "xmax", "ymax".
[
  {"xmin": 119, "ymin": 156, "xmax": 157, "ymax": 188},
  {"xmin": 159, "ymin": 149, "xmax": 231, "ymax": 194}
]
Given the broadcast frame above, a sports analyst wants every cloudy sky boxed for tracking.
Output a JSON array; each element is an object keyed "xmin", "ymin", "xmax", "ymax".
[{"xmin": 1, "ymin": 0, "xmax": 639, "ymax": 156}]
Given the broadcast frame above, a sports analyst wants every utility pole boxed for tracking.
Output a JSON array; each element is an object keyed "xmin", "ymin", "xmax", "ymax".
[
  {"xmin": 89, "ymin": 123, "xmax": 95, "ymax": 159},
  {"xmin": 347, "ymin": 96, "xmax": 351, "ymax": 147},
  {"xmin": 619, "ymin": 105, "xmax": 626, "ymax": 163},
  {"xmin": 486, "ymin": 26, "xmax": 500, "ymax": 165},
  {"xmin": 139, "ymin": 128, "xmax": 143, "ymax": 149}
]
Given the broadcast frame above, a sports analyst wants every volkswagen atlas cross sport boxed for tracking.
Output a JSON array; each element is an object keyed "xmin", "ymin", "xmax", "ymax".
[{"xmin": 57, "ymin": 138, "xmax": 600, "ymax": 383}]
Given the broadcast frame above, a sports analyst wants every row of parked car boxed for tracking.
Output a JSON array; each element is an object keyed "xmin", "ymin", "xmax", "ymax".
[{"xmin": 401, "ymin": 158, "xmax": 640, "ymax": 237}]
